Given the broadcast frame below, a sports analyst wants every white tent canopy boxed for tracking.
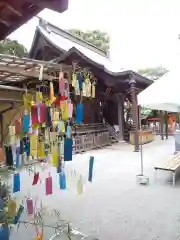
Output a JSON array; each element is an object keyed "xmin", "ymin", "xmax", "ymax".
[{"xmin": 137, "ymin": 69, "xmax": 180, "ymax": 112}]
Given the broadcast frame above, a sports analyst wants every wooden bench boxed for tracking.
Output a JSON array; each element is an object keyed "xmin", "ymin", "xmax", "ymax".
[{"xmin": 154, "ymin": 153, "xmax": 180, "ymax": 187}]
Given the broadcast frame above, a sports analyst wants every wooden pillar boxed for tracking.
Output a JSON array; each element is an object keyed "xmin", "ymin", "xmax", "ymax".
[
  {"xmin": 129, "ymin": 77, "xmax": 139, "ymax": 152},
  {"xmin": 0, "ymin": 114, "xmax": 3, "ymax": 147},
  {"xmin": 116, "ymin": 94, "xmax": 124, "ymax": 141},
  {"xmin": 160, "ymin": 111, "xmax": 164, "ymax": 140},
  {"xmin": 165, "ymin": 111, "xmax": 168, "ymax": 139}
]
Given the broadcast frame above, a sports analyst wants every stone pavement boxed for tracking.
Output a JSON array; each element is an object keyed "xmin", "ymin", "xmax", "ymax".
[{"xmin": 11, "ymin": 136, "xmax": 180, "ymax": 240}]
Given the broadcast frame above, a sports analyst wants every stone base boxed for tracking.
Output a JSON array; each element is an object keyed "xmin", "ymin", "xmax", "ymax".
[{"xmin": 136, "ymin": 174, "xmax": 149, "ymax": 185}]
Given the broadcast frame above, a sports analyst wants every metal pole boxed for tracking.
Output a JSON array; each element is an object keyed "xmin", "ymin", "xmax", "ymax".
[
  {"xmin": 136, "ymin": 105, "xmax": 149, "ymax": 185},
  {"xmin": 139, "ymin": 106, "xmax": 144, "ymax": 175}
]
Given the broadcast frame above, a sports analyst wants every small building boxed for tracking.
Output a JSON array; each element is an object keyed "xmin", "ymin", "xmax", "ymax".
[{"xmin": 29, "ymin": 19, "xmax": 153, "ymax": 151}]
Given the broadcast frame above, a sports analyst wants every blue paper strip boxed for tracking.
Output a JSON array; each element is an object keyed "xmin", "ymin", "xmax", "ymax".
[
  {"xmin": 59, "ymin": 171, "xmax": 66, "ymax": 190},
  {"xmin": 15, "ymin": 147, "xmax": 20, "ymax": 168},
  {"xmin": 0, "ymin": 226, "xmax": 10, "ymax": 240},
  {"xmin": 64, "ymin": 139, "xmax": 72, "ymax": 161},
  {"xmin": 13, "ymin": 173, "xmax": 20, "ymax": 193},
  {"xmin": 76, "ymin": 104, "xmax": 83, "ymax": 124},
  {"xmin": 23, "ymin": 114, "xmax": 30, "ymax": 133},
  {"xmin": 88, "ymin": 156, "xmax": 94, "ymax": 182}
]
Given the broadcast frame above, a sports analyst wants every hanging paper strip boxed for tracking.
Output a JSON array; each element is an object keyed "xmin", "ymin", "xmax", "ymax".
[
  {"xmin": 46, "ymin": 107, "xmax": 52, "ymax": 127},
  {"xmin": 15, "ymin": 117, "xmax": 22, "ymax": 135},
  {"xmin": 5, "ymin": 146, "xmax": 13, "ymax": 166},
  {"xmin": 60, "ymin": 100, "xmax": 68, "ymax": 121},
  {"xmin": 0, "ymin": 225, "xmax": 10, "ymax": 240},
  {"xmin": 30, "ymin": 134, "xmax": 38, "ymax": 157},
  {"xmin": 51, "ymin": 153, "xmax": 58, "ymax": 168},
  {"xmin": 0, "ymin": 198, "xmax": 4, "ymax": 210},
  {"xmin": 7, "ymin": 199, "xmax": 17, "ymax": 218},
  {"xmin": 92, "ymin": 84, "xmax": 95, "ymax": 98},
  {"xmin": 76, "ymin": 104, "xmax": 83, "ymax": 124},
  {"xmin": 59, "ymin": 71, "xmax": 65, "ymax": 95},
  {"xmin": 50, "ymin": 82, "xmax": 56, "ymax": 104},
  {"xmin": 40, "ymin": 104, "xmax": 47, "ymax": 123},
  {"xmin": 13, "ymin": 205, "xmax": 24, "ymax": 224},
  {"xmin": 88, "ymin": 156, "xmax": 94, "ymax": 182},
  {"xmin": 78, "ymin": 74, "xmax": 84, "ymax": 90},
  {"xmin": 82, "ymin": 82, "xmax": 86, "ymax": 97},
  {"xmin": 31, "ymin": 105, "xmax": 39, "ymax": 125},
  {"xmin": 32, "ymin": 172, "xmax": 39, "ymax": 185},
  {"xmin": 49, "ymin": 132, "xmax": 57, "ymax": 142},
  {"xmin": 85, "ymin": 77, "xmax": 91, "ymax": 97},
  {"xmin": 64, "ymin": 139, "xmax": 72, "ymax": 161},
  {"xmin": 13, "ymin": 173, "xmax": 20, "ymax": 193},
  {"xmin": 15, "ymin": 147, "xmax": 20, "ymax": 168},
  {"xmin": 66, "ymin": 125, "xmax": 71, "ymax": 139},
  {"xmin": 35, "ymin": 233, "xmax": 43, "ymax": 240},
  {"xmin": 28, "ymin": 111, "xmax": 33, "ymax": 134},
  {"xmin": 9, "ymin": 125, "xmax": 15, "ymax": 136},
  {"xmin": 20, "ymin": 140, "xmax": 24, "ymax": 154},
  {"xmin": 23, "ymin": 112, "xmax": 30, "ymax": 133},
  {"xmin": 55, "ymin": 96, "xmax": 68, "ymax": 108},
  {"xmin": 37, "ymin": 103, "xmax": 41, "ymax": 123},
  {"xmin": 24, "ymin": 136, "xmax": 30, "ymax": 157},
  {"xmin": 59, "ymin": 171, "xmax": 66, "ymax": 190},
  {"xmin": 0, "ymin": 147, "xmax": 5, "ymax": 165},
  {"xmin": 77, "ymin": 175, "xmax": 83, "ymax": 195},
  {"xmin": 57, "ymin": 156, "xmax": 63, "ymax": 173},
  {"xmin": 26, "ymin": 198, "xmax": 34, "ymax": 215},
  {"xmin": 68, "ymin": 102, "xmax": 73, "ymax": 118},
  {"xmin": 57, "ymin": 120, "xmax": 63, "ymax": 133},
  {"xmin": 60, "ymin": 139, "xmax": 64, "ymax": 155},
  {"xmin": 45, "ymin": 173, "xmax": 53, "ymax": 195},
  {"xmin": 75, "ymin": 79, "xmax": 80, "ymax": 95},
  {"xmin": 38, "ymin": 141, "xmax": 45, "ymax": 159},
  {"xmin": 72, "ymin": 73, "xmax": 76, "ymax": 88}
]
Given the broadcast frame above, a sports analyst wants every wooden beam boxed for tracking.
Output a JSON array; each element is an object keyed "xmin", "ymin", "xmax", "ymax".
[
  {"xmin": 0, "ymin": 65, "xmax": 57, "ymax": 81},
  {"xmin": 6, "ymin": 3, "xmax": 22, "ymax": 17},
  {"xmin": 0, "ymin": 18, "xmax": 11, "ymax": 27}
]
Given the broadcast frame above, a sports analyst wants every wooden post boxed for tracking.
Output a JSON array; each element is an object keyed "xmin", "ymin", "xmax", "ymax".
[
  {"xmin": 160, "ymin": 111, "xmax": 164, "ymax": 140},
  {"xmin": 129, "ymin": 77, "xmax": 139, "ymax": 152},
  {"xmin": 116, "ymin": 94, "xmax": 124, "ymax": 141},
  {"xmin": 165, "ymin": 111, "xmax": 168, "ymax": 139},
  {"xmin": 0, "ymin": 114, "xmax": 3, "ymax": 147}
]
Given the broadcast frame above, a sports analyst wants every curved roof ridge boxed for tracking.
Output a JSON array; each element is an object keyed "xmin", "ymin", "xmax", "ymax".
[{"xmin": 38, "ymin": 17, "xmax": 108, "ymax": 58}]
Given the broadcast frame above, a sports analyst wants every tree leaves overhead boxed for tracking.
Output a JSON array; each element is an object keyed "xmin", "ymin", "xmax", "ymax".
[
  {"xmin": 68, "ymin": 29, "xmax": 110, "ymax": 53},
  {"xmin": 0, "ymin": 38, "xmax": 27, "ymax": 57},
  {"xmin": 138, "ymin": 66, "xmax": 169, "ymax": 81}
]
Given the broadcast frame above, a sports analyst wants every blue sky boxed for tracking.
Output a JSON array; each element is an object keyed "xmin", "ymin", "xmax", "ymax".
[{"xmin": 9, "ymin": 0, "xmax": 180, "ymax": 70}]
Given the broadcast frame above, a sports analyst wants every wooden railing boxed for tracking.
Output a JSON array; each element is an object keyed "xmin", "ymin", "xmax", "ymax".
[{"xmin": 73, "ymin": 123, "xmax": 111, "ymax": 153}]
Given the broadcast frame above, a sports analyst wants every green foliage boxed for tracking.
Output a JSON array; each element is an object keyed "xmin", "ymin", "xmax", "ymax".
[
  {"xmin": 68, "ymin": 29, "xmax": 110, "ymax": 53},
  {"xmin": 138, "ymin": 66, "xmax": 169, "ymax": 81},
  {"xmin": 0, "ymin": 180, "xmax": 10, "ymax": 224},
  {"xmin": 0, "ymin": 38, "xmax": 27, "ymax": 57}
]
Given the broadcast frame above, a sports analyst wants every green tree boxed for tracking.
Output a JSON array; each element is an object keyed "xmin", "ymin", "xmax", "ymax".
[
  {"xmin": 138, "ymin": 66, "xmax": 169, "ymax": 81},
  {"xmin": 68, "ymin": 29, "xmax": 110, "ymax": 53},
  {"xmin": 0, "ymin": 38, "xmax": 27, "ymax": 57}
]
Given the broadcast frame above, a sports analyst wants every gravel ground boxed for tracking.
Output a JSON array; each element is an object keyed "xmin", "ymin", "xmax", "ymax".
[{"xmin": 11, "ymin": 136, "xmax": 180, "ymax": 240}]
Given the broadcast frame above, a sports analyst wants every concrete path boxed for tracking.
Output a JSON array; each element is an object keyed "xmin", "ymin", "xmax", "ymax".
[{"xmin": 11, "ymin": 136, "xmax": 180, "ymax": 240}]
